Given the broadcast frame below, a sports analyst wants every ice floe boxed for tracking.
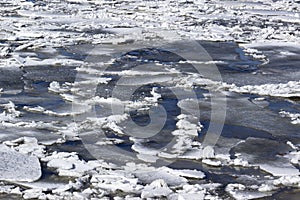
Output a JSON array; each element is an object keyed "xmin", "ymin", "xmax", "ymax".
[{"xmin": 0, "ymin": 144, "xmax": 41, "ymax": 182}]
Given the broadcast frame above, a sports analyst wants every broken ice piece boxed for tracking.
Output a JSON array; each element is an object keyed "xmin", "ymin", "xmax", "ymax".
[
  {"xmin": 141, "ymin": 179, "xmax": 173, "ymax": 199},
  {"xmin": 3, "ymin": 137, "xmax": 46, "ymax": 158},
  {"xmin": 0, "ymin": 144, "xmax": 41, "ymax": 182}
]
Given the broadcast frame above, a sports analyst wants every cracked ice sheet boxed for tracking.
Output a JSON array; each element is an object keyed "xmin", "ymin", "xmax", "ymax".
[{"xmin": 232, "ymin": 137, "xmax": 300, "ymax": 177}]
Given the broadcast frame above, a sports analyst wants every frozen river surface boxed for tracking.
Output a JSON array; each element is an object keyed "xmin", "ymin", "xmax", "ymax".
[{"xmin": 0, "ymin": 0, "xmax": 300, "ymax": 199}]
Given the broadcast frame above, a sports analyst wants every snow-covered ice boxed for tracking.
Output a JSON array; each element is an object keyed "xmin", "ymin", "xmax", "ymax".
[{"xmin": 0, "ymin": 144, "xmax": 41, "ymax": 182}]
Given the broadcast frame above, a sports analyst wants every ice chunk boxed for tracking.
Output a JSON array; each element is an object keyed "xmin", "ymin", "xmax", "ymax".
[
  {"xmin": 279, "ymin": 111, "xmax": 300, "ymax": 125},
  {"xmin": 0, "ymin": 101, "xmax": 21, "ymax": 118},
  {"xmin": 42, "ymin": 152, "xmax": 96, "ymax": 177},
  {"xmin": 166, "ymin": 168, "xmax": 205, "ymax": 179},
  {"xmin": 23, "ymin": 188, "xmax": 44, "ymax": 199},
  {"xmin": 134, "ymin": 169, "xmax": 187, "ymax": 187},
  {"xmin": 180, "ymin": 146, "xmax": 215, "ymax": 160},
  {"xmin": 169, "ymin": 193, "xmax": 205, "ymax": 200},
  {"xmin": 259, "ymin": 164, "xmax": 300, "ymax": 177},
  {"xmin": 91, "ymin": 174, "xmax": 142, "ymax": 193},
  {"xmin": 3, "ymin": 137, "xmax": 45, "ymax": 158},
  {"xmin": 225, "ymin": 183, "xmax": 271, "ymax": 200},
  {"xmin": 48, "ymin": 81, "xmax": 62, "ymax": 93},
  {"xmin": 273, "ymin": 175, "xmax": 300, "ymax": 187},
  {"xmin": 129, "ymin": 165, "xmax": 189, "ymax": 186},
  {"xmin": 0, "ymin": 144, "xmax": 41, "ymax": 182},
  {"xmin": 202, "ymin": 159, "xmax": 222, "ymax": 167},
  {"xmin": 141, "ymin": 179, "xmax": 172, "ymax": 199},
  {"xmin": 258, "ymin": 184, "xmax": 277, "ymax": 192}
]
